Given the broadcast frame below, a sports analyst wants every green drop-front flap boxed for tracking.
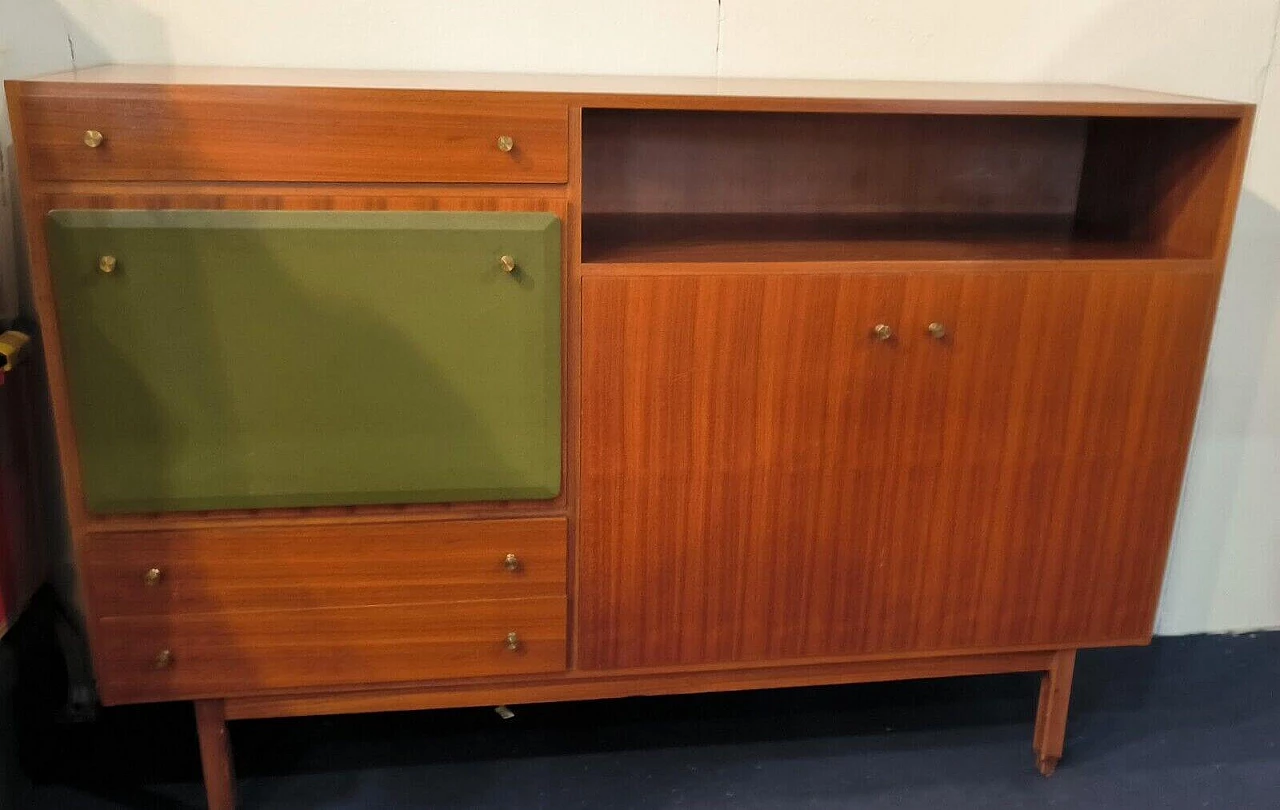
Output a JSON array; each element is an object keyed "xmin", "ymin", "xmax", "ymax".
[{"xmin": 47, "ymin": 209, "xmax": 561, "ymax": 513}]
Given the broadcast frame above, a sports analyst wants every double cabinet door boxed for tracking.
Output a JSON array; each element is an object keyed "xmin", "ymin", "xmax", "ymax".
[{"xmin": 577, "ymin": 268, "xmax": 1217, "ymax": 670}]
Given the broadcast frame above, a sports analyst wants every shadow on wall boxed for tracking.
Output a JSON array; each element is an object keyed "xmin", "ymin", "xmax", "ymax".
[
  {"xmin": 1159, "ymin": 190, "xmax": 1280, "ymax": 631},
  {"xmin": 1028, "ymin": 0, "xmax": 1279, "ymax": 634},
  {"xmin": 0, "ymin": 0, "xmax": 170, "ymax": 721},
  {"xmin": 3, "ymin": 0, "xmax": 169, "ymax": 318},
  {"xmin": 1034, "ymin": 0, "xmax": 1271, "ymax": 101},
  {"xmin": 42, "ymin": 0, "xmax": 168, "ymax": 75}
]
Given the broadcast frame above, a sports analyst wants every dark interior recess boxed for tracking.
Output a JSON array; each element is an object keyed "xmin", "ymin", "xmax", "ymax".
[{"xmin": 581, "ymin": 109, "xmax": 1241, "ymax": 263}]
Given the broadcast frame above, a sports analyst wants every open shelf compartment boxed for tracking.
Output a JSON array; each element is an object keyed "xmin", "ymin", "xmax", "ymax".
[{"xmin": 581, "ymin": 109, "xmax": 1243, "ymax": 264}]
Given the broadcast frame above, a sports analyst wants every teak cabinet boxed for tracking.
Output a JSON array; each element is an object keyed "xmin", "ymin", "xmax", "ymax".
[{"xmin": 5, "ymin": 67, "xmax": 1253, "ymax": 808}]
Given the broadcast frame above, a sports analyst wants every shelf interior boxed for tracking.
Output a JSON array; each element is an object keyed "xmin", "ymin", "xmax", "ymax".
[
  {"xmin": 582, "ymin": 213, "xmax": 1186, "ymax": 264},
  {"xmin": 581, "ymin": 109, "xmax": 1241, "ymax": 265}
]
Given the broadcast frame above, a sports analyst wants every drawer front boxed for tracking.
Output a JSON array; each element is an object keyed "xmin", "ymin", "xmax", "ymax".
[
  {"xmin": 96, "ymin": 596, "xmax": 567, "ymax": 703},
  {"xmin": 19, "ymin": 84, "xmax": 569, "ymax": 183},
  {"xmin": 86, "ymin": 518, "xmax": 567, "ymax": 617},
  {"xmin": 48, "ymin": 209, "xmax": 561, "ymax": 512}
]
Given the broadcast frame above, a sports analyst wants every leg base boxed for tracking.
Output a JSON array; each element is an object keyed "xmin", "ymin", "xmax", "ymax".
[
  {"xmin": 1032, "ymin": 650, "xmax": 1076, "ymax": 777},
  {"xmin": 195, "ymin": 700, "xmax": 237, "ymax": 810},
  {"xmin": 1037, "ymin": 755, "xmax": 1060, "ymax": 777}
]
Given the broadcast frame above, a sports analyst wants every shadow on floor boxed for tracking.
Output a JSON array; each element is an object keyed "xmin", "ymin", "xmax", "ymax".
[{"xmin": 14, "ymin": 632, "xmax": 1280, "ymax": 809}]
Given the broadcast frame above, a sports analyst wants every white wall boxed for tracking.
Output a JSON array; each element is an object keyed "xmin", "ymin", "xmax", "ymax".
[
  {"xmin": 1, "ymin": 1, "xmax": 77, "ymax": 318},
  {"xmin": 2, "ymin": 0, "xmax": 1278, "ymax": 634},
  {"xmin": 1158, "ymin": 36, "xmax": 1280, "ymax": 634}
]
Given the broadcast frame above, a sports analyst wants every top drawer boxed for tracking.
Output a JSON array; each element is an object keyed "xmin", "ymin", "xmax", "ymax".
[{"xmin": 15, "ymin": 83, "xmax": 569, "ymax": 183}]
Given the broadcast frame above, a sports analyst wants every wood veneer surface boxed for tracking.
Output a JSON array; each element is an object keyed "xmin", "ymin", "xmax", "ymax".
[
  {"xmin": 87, "ymin": 518, "xmax": 567, "ymax": 616},
  {"xmin": 577, "ymin": 269, "xmax": 1218, "ymax": 669},
  {"xmin": 19, "ymin": 65, "xmax": 1246, "ymax": 116},
  {"xmin": 17, "ymin": 83, "xmax": 569, "ymax": 183},
  {"xmin": 581, "ymin": 213, "xmax": 1191, "ymax": 263},
  {"xmin": 98, "ymin": 596, "xmax": 568, "ymax": 703}
]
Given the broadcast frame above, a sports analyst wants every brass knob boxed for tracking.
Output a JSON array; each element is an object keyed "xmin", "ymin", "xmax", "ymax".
[
  {"xmin": 143, "ymin": 567, "xmax": 162, "ymax": 587},
  {"xmin": 153, "ymin": 649, "xmax": 174, "ymax": 669},
  {"xmin": 872, "ymin": 324, "xmax": 893, "ymax": 341},
  {"xmin": 927, "ymin": 322, "xmax": 947, "ymax": 339},
  {"xmin": 503, "ymin": 553, "xmax": 521, "ymax": 572},
  {"xmin": 499, "ymin": 255, "xmax": 517, "ymax": 274},
  {"xmin": 83, "ymin": 129, "xmax": 104, "ymax": 148},
  {"xmin": 496, "ymin": 135, "xmax": 514, "ymax": 153},
  {"xmin": 98, "ymin": 255, "xmax": 117, "ymax": 274},
  {"xmin": 505, "ymin": 631, "xmax": 521, "ymax": 652}
]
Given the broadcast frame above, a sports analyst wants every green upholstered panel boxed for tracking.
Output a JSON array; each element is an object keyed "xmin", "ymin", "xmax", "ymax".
[{"xmin": 47, "ymin": 210, "xmax": 561, "ymax": 513}]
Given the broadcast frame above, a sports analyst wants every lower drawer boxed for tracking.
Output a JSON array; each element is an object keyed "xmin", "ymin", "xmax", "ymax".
[
  {"xmin": 95, "ymin": 597, "xmax": 566, "ymax": 704},
  {"xmin": 85, "ymin": 518, "xmax": 567, "ymax": 617}
]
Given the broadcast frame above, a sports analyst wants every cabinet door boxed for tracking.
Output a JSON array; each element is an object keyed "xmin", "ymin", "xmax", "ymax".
[
  {"xmin": 577, "ymin": 269, "xmax": 1217, "ymax": 669},
  {"xmin": 47, "ymin": 210, "xmax": 561, "ymax": 512}
]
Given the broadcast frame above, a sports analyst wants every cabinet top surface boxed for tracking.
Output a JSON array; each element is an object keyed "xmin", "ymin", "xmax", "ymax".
[{"xmin": 14, "ymin": 64, "xmax": 1250, "ymax": 116}]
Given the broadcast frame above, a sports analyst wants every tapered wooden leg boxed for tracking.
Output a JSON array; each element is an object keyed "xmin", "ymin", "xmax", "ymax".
[
  {"xmin": 195, "ymin": 700, "xmax": 237, "ymax": 809},
  {"xmin": 1033, "ymin": 650, "xmax": 1076, "ymax": 776}
]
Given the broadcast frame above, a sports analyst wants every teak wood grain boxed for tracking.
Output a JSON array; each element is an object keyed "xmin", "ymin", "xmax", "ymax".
[
  {"xmin": 194, "ymin": 701, "xmax": 237, "ymax": 810},
  {"xmin": 97, "ymin": 596, "xmax": 567, "ymax": 704},
  {"xmin": 1074, "ymin": 116, "xmax": 1252, "ymax": 261},
  {"xmin": 580, "ymin": 111, "xmax": 1242, "ymax": 263},
  {"xmin": 581, "ymin": 213, "xmax": 1192, "ymax": 264},
  {"xmin": 583, "ymin": 111, "xmax": 1089, "ymax": 217},
  {"xmin": 13, "ymin": 66, "xmax": 1252, "ymax": 118},
  {"xmin": 1033, "ymin": 649, "xmax": 1077, "ymax": 776},
  {"xmin": 223, "ymin": 648, "xmax": 1058, "ymax": 720},
  {"xmin": 577, "ymin": 269, "xmax": 1219, "ymax": 669},
  {"xmin": 16, "ymin": 83, "xmax": 570, "ymax": 183},
  {"xmin": 85, "ymin": 518, "xmax": 567, "ymax": 617}
]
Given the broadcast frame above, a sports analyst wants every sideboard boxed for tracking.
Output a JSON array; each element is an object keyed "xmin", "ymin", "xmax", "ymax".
[{"xmin": 5, "ymin": 66, "xmax": 1253, "ymax": 808}]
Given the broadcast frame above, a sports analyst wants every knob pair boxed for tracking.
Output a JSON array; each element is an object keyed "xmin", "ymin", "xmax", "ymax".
[{"xmin": 872, "ymin": 323, "xmax": 947, "ymax": 341}]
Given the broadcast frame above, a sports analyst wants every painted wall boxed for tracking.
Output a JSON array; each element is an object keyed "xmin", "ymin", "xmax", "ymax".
[
  {"xmin": 2, "ymin": 0, "xmax": 1278, "ymax": 634},
  {"xmin": 2, "ymin": 2, "xmax": 76, "ymax": 318}
]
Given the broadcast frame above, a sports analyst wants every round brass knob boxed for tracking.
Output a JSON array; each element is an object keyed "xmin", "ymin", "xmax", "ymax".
[
  {"xmin": 872, "ymin": 324, "xmax": 893, "ymax": 341},
  {"xmin": 505, "ymin": 631, "xmax": 521, "ymax": 652},
  {"xmin": 153, "ymin": 649, "xmax": 174, "ymax": 669},
  {"xmin": 503, "ymin": 553, "xmax": 521, "ymax": 572},
  {"xmin": 83, "ymin": 129, "xmax": 104, "ymax": 148},
  {"xmin": 927, "ymin": 322, "xmax": 947, "ymax": 339},
  {"xmin": 98, "ymin": 255, "xmax": 117, "ymax": 274},
  {"xmin": 497, "ymin": 135, "xmax": 514, "ymax": 153},
  {"xmin": 143, "ymin": 567, "xmax": 163, "ymax": 587},
  {"xmin": 499, "ymin": 255, "xmax": 517, "ymax": 274}
]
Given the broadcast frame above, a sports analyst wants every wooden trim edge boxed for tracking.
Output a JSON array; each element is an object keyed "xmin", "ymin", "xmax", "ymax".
[{"xmin": 225, "ymin": 649, "xmax": 1057, "ymax": 720}]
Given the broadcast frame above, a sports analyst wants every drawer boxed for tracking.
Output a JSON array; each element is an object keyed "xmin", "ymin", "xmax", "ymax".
[
  {"xmin": 17, "ymin": 83, "xmax": 569, "ymax": 183},
  {"xmin": 96, "ymin": 596, "xmax": 567, "ymax": 703},
  {"xmin": 86, "ymin": 518, "xmax": 567, "ymax": 617}
]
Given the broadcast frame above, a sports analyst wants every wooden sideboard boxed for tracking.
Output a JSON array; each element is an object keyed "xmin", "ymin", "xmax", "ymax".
[{"xmin": 5, "ymin": 66, "xmax": 1253, "ymax": 808}]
